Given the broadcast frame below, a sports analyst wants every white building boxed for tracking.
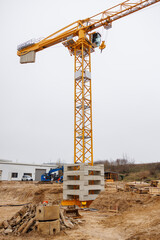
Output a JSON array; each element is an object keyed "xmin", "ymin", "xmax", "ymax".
[{"xmin": 0, "ymin": 160, "xmax": 57, "ymax": 181}]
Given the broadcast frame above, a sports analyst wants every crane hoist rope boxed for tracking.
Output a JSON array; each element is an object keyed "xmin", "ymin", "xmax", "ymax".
[{"xmin": 17, "ymin": 0, "xmax": 160, "ymax": 166}]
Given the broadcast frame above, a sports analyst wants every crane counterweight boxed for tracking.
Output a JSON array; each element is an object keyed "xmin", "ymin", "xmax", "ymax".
[{"xmin": 20, "ymin": 51, "xmax": 36, "ymax": 64}]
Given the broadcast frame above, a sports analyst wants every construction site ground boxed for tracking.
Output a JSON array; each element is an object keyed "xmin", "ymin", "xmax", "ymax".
[{"xmin": 0, "ymin": 181, "xmax": 160, "ymax": 240}]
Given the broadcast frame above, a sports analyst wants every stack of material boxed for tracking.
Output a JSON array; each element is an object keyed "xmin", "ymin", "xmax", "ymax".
[
  {"xmin": 63, "ymin": 163, "xmax": 104, "ymax": 202},
  {"xmin": 0, "ymin": 204, "xmax": 83, "ymax": 236},
  {"xmin": 0, "ymin": 204, "xmax": 36, "ymax": 235},
  {"xmin": 105, "ymin": 182, "xmax": 117, "ymax": 193},
  {"xmin": 36, "ymin": 205, "xmax": 60, "ymax": 235},
  {"xmin": 60, "ymin": 209, "xmax": 84, "ymax": 230},
  {"xmin": 151, "ymin": 180, "xmax": 160, "ymax": 187},
  {"xmin": 125, "ymin": 182, "xmax": 149, "ymax": 193},
  {"xmin": 36, "ymin": 205, "xmax": 84, "ymax": 234},
  {"xmin": 149, "ymin": 187, "xmax": 160, "ymax": 195},
  {"xmin": 135, "ymin": 188, "xmax": 149, "ymax": 194}
]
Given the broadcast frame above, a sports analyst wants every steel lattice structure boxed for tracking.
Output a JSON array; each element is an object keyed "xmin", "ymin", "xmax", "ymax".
[{"xmin": 74, "ymin": 39, "xmax": 93, "ymax": 165}]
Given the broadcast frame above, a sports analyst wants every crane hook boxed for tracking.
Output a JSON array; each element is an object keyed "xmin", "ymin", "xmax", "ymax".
[{"xmin": 99, "ymin": 41, "xmax": 106, "ymax": 53}]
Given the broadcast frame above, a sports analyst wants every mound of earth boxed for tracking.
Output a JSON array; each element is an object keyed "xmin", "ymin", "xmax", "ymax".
[
  {"xmin": 90, "ymin": 188, "xmax": 158, "ymax": 212},
  {"xmin": 0, "ymin": 181, "xmax": 63, "ymax": 205}
]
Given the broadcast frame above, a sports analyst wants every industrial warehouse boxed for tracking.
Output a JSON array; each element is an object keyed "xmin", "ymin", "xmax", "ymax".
[
  {"xmin": 0, "ymin": 160, "xmax": 57, "ymax": 181},
  {"xmin": 0, "ymin": 0, "xmax": 160, "ymax": 239}
]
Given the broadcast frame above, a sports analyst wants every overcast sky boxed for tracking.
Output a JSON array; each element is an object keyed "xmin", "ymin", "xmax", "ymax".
[{"xmin": 0, "ymin": 0, "xmax": 160, "ymax": 165}]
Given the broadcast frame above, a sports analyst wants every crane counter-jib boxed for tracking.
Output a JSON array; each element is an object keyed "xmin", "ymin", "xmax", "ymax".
[{"xmin": 17, "ymin": 22, "xmax": 80, "ymax": 57}]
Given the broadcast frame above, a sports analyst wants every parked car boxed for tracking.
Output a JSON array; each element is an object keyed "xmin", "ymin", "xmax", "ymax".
[{"xmin": 21, "ymin": 175, "xmax": 33, "ymax": 181}]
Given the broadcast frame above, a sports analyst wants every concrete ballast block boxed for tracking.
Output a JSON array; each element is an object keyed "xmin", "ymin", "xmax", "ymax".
[
  {"xmin": 63, "ymin": 163, "xmax": 104, "ymax": 201},
  {"xmin": 37, "ymin": 220, "xmax": 60, "ymax": 235},
  {"xmin": 37, "ymin": 221, "xmax": 50, "ymax": 235},
  {"xmin": 20, "ymin": 51, "xmax": 36, "ymax": 64},
  {"xmin": 36, "ymin": 205, "xmax": 59, "ymax": 221}
]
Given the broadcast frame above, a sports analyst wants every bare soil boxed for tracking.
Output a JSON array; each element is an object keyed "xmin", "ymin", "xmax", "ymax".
[{"xmin": 0, "ymin": 181, "xmax": 160, "ymax": 240}]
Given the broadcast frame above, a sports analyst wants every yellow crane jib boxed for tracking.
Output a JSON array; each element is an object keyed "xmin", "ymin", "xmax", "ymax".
[
  {"xmin": 17, "ymin": 0, "xmax": 160, "ymax": 61},
  {"xmin": 17, "ymin": 0, "xmax": 160, "ymax": 165}
]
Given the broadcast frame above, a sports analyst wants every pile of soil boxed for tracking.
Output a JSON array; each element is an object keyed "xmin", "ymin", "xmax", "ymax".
[
  {"xmin": 0, "ymin": 182, "xmax": 63, "ymax": 205},
  {"xmin": 100, "ymin": 197, "xmax": 160, "ymax": 240},
  {"xmin": 90, "ymin": 186, "xmax": 160, "ymax": 240},
  {"xmin": 90, "ymin": 189, "xmax": 154, "ymax": 212}
]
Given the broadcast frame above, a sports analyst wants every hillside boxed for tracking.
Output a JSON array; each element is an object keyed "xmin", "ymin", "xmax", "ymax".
[{"xmin": 96, "ymin": 160, "xmax": 160, "ymax": 181}]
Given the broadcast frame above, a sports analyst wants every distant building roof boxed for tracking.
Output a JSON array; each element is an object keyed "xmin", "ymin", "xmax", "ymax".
[
  {"xmin": 0, "ymin": 161, "xmax": 56, "ymax": 168},
  {"xmin": 43, "ymin": 162, "xmax": 57, "ymax": 165},
  {"xmin": 0, "ymin": 159, "xmax": 12, "ymax": 163}
]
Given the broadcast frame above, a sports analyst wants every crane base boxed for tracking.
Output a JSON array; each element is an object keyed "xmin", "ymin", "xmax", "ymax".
[
  {"xmin": 63, "ymin": 164, "xmax": 104, "ymax": 202},
  {"xmin": 61, "ymin": 199, "xmax": 93, "ymax": 208}
]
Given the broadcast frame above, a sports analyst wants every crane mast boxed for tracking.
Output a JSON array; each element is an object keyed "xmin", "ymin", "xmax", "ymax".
[
  {"xmin": 17, "ymin": 0, "xmax": 160, "ymax": 167},
  {"xmin": 74, "ymin": 37, "xmax": 93, "ymax": 165},
  {"xmin": 62, "ymin": 32, "xmax": 94, "ymax": 165}
]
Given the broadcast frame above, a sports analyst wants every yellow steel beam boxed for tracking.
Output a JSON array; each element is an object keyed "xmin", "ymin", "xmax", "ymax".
[
  {"xmin": 17, "ymin": 0, "xmax": 160, "ymax": 57},
  {"xmin": 61, "ymin": 199, "xmax": 93, "ymax": 208}
]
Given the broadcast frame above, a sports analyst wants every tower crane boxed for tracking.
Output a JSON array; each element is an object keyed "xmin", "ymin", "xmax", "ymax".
[{"xmin": 17, "ymin": 0, "xmax": 160, "ymax": 167}]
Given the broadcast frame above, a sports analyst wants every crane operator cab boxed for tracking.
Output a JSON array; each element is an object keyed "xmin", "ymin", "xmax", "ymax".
[{"xmin": 91, "ymin": 32, "xmax": 101, "ymax": 48}]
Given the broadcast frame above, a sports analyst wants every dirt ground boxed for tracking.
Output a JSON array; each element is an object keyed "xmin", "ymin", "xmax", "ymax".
[{"xmin": 0, "ymin": 181, "xmax": 160, "ymax": 240}]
